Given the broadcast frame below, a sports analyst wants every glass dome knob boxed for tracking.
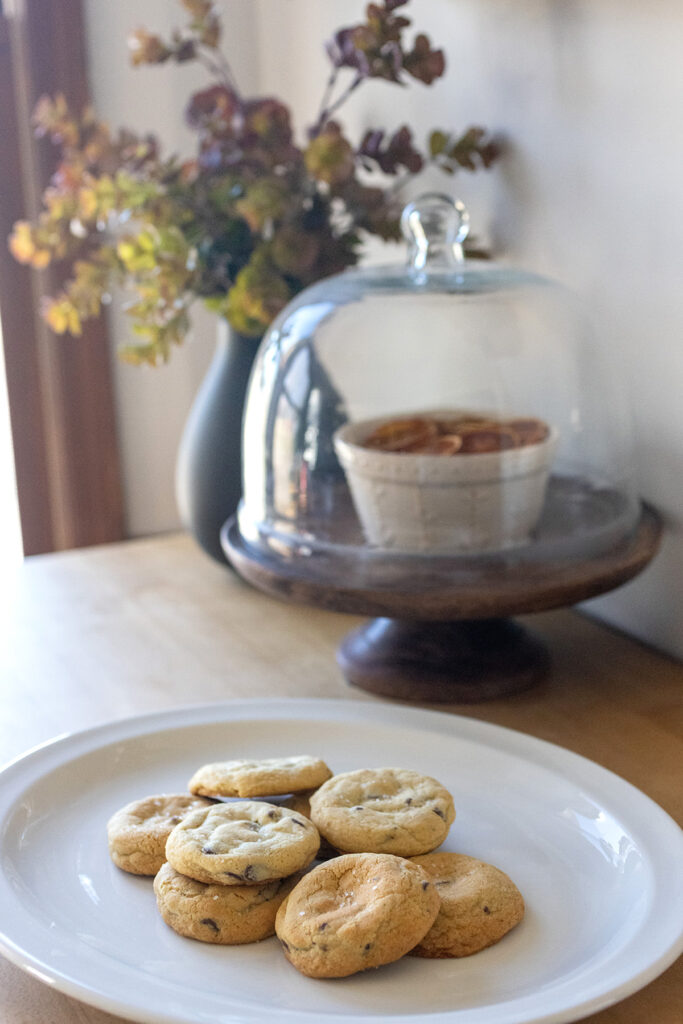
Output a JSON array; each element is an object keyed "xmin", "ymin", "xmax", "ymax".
[{"xmin": 400, "ymin": 192, "xmax": 470, "ymax": 274}]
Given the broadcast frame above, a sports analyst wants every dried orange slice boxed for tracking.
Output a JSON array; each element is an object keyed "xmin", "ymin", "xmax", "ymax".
[
  {"xmin": 505, "ymin": 418, "xmax": 549, "ymax": 446},
  {"xmin": 363, "ymin": 417, "xmax": 439, "ymax": 452},
  {"xmin": 459, "ymin": 426, "xmax": 521, "ymax": 453},
  {"xmin": 436, "ymin": 416, "xmax": 492, "ymax": 435},
  {"xmin": 407, "ymin": 434, "xmax": 463, "ymax": 455}
]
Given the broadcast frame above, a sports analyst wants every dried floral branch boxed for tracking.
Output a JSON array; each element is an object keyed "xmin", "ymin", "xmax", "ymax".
[{"xmin": 9, "ymin": 0, "xmax": 498, "ymax": 365}]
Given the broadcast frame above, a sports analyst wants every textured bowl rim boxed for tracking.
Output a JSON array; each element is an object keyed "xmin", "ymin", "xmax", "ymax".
[{"xmin": 334, "ymin": 412, "xmax": 559, "ymax": 478}]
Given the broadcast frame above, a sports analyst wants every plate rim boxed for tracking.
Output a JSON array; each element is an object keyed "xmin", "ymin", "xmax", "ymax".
[{"xmin": 0, "ymin": 697, "xmax": 681, "ymax": 1024}]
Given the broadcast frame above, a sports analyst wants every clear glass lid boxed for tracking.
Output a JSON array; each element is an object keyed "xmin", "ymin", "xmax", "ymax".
[{"xmin": 237, "ymin": 194, "xmax": 639, "ymax": 570}]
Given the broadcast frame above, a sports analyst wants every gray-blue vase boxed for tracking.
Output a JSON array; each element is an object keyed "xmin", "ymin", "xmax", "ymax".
[{"xmin": 176, "ymin": 320, "xmax": 261, "ymax": 563}]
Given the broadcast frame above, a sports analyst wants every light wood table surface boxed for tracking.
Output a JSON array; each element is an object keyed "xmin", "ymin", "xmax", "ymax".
[{"xmin": 0, "ymin": 532, "xmax": 680, "ymax": 1023}]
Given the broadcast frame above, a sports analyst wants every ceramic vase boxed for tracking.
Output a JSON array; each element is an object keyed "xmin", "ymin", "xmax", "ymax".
[{"xmin": 176, "ymin": 320, "xmax": 261, "ymax": 563}]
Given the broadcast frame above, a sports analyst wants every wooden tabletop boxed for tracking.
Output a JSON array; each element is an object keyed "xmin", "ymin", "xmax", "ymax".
[{"xmin": 0, "ymin": 532, "xmax": 680, "ymax": 1023}]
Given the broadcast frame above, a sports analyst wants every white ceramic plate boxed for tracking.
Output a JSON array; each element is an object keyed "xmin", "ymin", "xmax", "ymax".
[{"xmin": 0, "ymin": 700, "xmax": 681, "ymax": 1024}]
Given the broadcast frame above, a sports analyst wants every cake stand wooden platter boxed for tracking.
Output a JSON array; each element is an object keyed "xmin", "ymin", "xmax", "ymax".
[{"xmin": 222, "ymin": 498, "xmax": 661, "ymax": 704}]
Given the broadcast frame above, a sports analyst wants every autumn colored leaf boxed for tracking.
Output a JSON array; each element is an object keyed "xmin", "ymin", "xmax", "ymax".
[
  {"xmin": 271, "ymin": 225, "xmax": 320, "ymax": 278},
  {"xmin": 128, "ymin": 28, "xmax": 170, "ymax": 66},
  {"xmin": 305, "ymin": 123, "xmax": 355, "ymax": 186},
  {"xmin": 9, "ymin": 222, "xmax": 41, "ymax": 266},
  {"xmin": 43, "ymin": 297, "xmax": 82, "ymax": 336},
  {"xmin": 432, "ymin": 126, "xmax": 500, "ymax": 172},
  {"xmin": 244, "ymin": 98, "xmax": 292, "ymax": 149},
  {"xmin": 403, "ymin": 33, "xmax": 445, "ymax": 84},
  {"xmin": 358, "ymin": 126, "xmax": 423, "ymax": 174},
  {"xmin": 224, "ymin": 251, "xmax": 291, "ymax": 337},
  {"xmin": 235, "ymin": 179, "xmax": 291, "ymax": 231},
  {"xmin": 185, "ymin": 85, "xmax": 240, "ymax": 134}
]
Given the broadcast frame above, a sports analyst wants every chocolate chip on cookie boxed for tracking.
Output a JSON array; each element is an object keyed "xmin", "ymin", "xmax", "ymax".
[
  {"xmin": 165, "ymin": 800, "xmax": 320, "ymax": 885},
  {"xmin": 275, "ymin": 852, "xmax": 440, "ymax": 977},
  {"xmin": 309, "ymin": 767, "xmax": 455, "ymax": 857},
  {"xmin": 409, "ymin": 852, "xmax": 525, "ymax": 957}
]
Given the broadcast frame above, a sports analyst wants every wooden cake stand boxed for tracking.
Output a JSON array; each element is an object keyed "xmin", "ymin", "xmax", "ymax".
[{"xmin": 222, "ymin": 505, "xmax": 661, "ymax": 703}]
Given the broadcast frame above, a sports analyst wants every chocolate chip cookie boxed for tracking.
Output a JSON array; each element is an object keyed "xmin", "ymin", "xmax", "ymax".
[
  {"xmin": 107, "ymin": 793, "xmax": 214, "ymax": 876},
  {"xmin": 309, "ymin": 767, "xmax": 455, "ymax": 856},
  {"xmin": 154, "ymin": 862, "xmax": 300, "ymax": 944},
  {"xmin": 165, "ymin": 800, "xmax": 320, "ymax": 885},
  {"xmin": 409, "ymin": 852, "xmax": 525, "ymax": 957},
  {"xmin": 188, "ymin": 755, "xmax": 332, "ymax": 799},
  {"xmin": 275, "ymin": 852, "xmax": 440, "ymax": 977}
]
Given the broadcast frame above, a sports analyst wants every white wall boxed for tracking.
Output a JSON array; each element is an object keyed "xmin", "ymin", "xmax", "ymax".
[{"xmin": 85, "ymin": 1, "xmax": 683, "ymax": 659}]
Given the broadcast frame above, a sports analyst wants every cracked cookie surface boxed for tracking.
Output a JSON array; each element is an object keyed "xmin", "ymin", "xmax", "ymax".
[
  {"xmin": 409, "ymin": 852, "xmax": 524, "ymax": 957},
  {"xmin": 188, "ymin": 755, "xmax": 332, "ymax": 798},
  {"xmin": 107, "ymin": 793, "xmax": 214, "ymax": 876},
  {"xmin": 153, "ymin": 862, "xmax": 300, "ymax": 944},
  {"xmin": 309, "ymin": 768, "xmax": 455, "ymax": 856},
  {"xmin": 165, "ymin": 800, "xmax": 320, "ymax": 885},
  {"xmin": 275, "ymin": 852, "xmax": 440, "ymax": 977}
]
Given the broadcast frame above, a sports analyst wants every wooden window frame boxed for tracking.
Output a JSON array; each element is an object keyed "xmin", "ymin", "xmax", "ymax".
[{"xmin": 0, "ymin": 0, "xmax": 124, "ymax": 554}]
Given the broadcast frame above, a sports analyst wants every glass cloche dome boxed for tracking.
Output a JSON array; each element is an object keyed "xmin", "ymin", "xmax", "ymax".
[{"xmin": 235, "ymin": 194, "xmax": 640, "ymax": 575}]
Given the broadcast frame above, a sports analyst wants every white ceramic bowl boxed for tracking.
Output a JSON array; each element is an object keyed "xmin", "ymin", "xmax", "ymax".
[{"xmin": 334, "ymin": 414, "xmax": 558, "ymax": 554}]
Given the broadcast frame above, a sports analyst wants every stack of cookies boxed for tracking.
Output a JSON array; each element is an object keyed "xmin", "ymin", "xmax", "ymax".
[{"xmin": 106, "ymin": 756, "xmax": 524, "ymax": 978}]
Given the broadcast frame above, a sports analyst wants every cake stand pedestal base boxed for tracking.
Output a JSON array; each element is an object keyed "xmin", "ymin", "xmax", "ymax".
[
  {"xmin": 337, "ymin": 617, "xmax": 549, "ymax": 703},
  {"xmin": 222, "ymin": 505, "xmax": 661, "ymax": 704}
]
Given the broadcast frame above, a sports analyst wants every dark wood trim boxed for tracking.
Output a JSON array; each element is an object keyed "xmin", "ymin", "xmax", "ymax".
[
  {"xmin": 0, "ymin": 12, "xmax": 53, "ymax": 554},
  {"xmin": 0, "ymin": 0, "xmax": 125, "ymax": 554}
]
